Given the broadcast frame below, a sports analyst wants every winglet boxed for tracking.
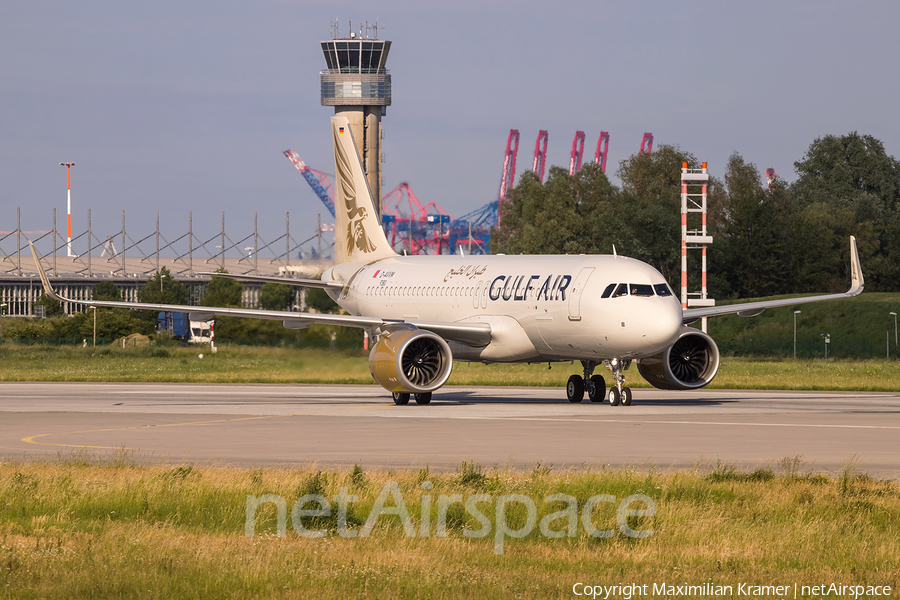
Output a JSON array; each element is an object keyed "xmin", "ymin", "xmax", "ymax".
[
  {"xmin": 849, "ymin": 235, "xmax": 864, "ymax": 295},
  {"xmin": 28, "ymin": 242, "xmax": 64, "ymax": 302}
]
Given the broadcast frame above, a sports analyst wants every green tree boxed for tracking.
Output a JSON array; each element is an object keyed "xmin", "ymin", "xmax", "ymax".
[
  {"xmin": 259, "ymin": 283, "xmax": 294, "ymax": 311},
  {"xmin": 305, "ymin": 287, "xmax": 340, "ymax": 314},
  {"xmin": 711, "ymin": 153, "xmax": 791, "ymax": 298},
  {"xmin": 790, "ymin": 132, "xmax": 900, "ymax": 291},
  {"xmin": 139, "ymin": 267, "xmax": 189, "ymax": 305},
  {"xmin": 133, "ymin": 267, "xmax": 189, "ymax": 331},
  {"xmin": 33, "ymin": 293, "xmax": 64, "ymax": 318},
  {"xmin": 792, "ymin": 132, "xmax": 900, "ymax": 220},
  {"xmin": 616, "ymin": 145, "xmax": 704, "ymax": 285},
  {"xmin": 203, "ymin": 269, "xmax": 243, "ymax": 307},
  {"xmin": 492, "ymin": 168, "xmax": 579, "ymax": 254},
  {"xmin": 92, "ymin": 281, "xmax": 121, "ymax": 301},
  {"xmin": 82, "ymin": 279, "xmax": 145, "ymax": 341},
  {"xmin": 491, "ymin": 164, "xmax": 620, "ymax": 256}
]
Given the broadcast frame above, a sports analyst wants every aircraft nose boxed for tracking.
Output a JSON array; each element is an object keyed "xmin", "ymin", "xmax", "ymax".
[{"xmin": 642, "ymin": 299, "xmax": 683, "ymax": 351}]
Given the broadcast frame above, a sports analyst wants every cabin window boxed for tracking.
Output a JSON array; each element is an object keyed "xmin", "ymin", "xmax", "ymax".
[
  {"xmin": 654, "ymin": 283, "xmax": 673, "ymax": 297},
  {"xmin": 601, "ymin": 283, "xmax": 616, "ymax": 298},
  {"xmin": 612, "ymin": 283, "xmax": 629, "ymax": 298},
  {"xmin": 630, "ymin": 284, "xmax": 654, "ymax": 297}
]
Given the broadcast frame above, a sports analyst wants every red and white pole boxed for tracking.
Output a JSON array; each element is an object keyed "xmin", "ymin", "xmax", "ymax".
[
  {"xmin": 680, "ymin": 162, "xmax": 688, "ymax": 310},
  {"xmin": 60, "ymin": 162, "xmax": 75, "ymax": 256}
]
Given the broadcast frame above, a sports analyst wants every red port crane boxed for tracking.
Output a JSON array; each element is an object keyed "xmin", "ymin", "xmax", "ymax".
[
  {"xmin": 569, "ymin": 131, "xmax": 586, "ymax": 175},
  {"xmin": 531, "ymin": 130, "xmax": 549, "ymax": 183},
  {"xmin": 594, "ymin": 131, "xmax": 610, "ymax": 174},
  {"xmin": 766, "ymin": 168, "xmax": 778, "ymax": 191},
  {"xmin": 640, "ymin": 133, "xmax": 654, "ymax": 154},
  {"xmin": 498, "ymin": 129, "xmax": 520, "ymax": 202},
  {"xmin": 381, "ymin": 182, "xmax": 453, "ymax": 255}
]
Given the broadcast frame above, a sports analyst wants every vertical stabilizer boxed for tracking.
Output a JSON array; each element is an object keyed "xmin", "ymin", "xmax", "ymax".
[{"xmin": 331, "ymin": 116, "xmax": 397, "ymax": 264}]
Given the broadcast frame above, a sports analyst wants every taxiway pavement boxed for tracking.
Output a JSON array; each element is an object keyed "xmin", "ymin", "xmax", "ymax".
[{"xmin": 2, "ymin": 382, "xmax": 898, "ymax": 477}]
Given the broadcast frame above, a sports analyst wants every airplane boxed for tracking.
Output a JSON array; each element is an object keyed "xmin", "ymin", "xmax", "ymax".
[{"xmin": 28, "ymin": 116, "xmax": 865, "ymax": 406}]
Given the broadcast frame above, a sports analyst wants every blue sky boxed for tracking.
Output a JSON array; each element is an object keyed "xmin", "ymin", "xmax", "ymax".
[{"xmin": 2, "ymin": 0, "xmax": 898, "ymax": 256}]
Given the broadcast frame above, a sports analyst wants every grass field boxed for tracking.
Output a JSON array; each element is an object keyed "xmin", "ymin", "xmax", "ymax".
[
  {"xmin": 1, "ymin": 456, "xmax": 897, "ymax": 599},
  {"xmin": 1, "ymin": 344, "xmax": 899, "ymax": 392}
]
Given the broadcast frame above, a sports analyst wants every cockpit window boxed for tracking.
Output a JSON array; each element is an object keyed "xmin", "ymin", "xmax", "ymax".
[
  {"xmin": 630, "ymin": 284, "xmax": 654, "ymax": 297},
  {"xmin": 600, "ymin": 283, "xmax": 616, "ymax": 298},
  {"xmin": 653, "ymin": 283, "xmax": 673, "ymax": 297},
  {"xmin": 612, "ymin": 283, "xmax": 629, "ymax": 298}
]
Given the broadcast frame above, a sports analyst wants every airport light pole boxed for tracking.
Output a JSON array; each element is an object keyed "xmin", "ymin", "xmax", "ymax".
[
  {"xmin": 891, "ymin": 312, "xmax": 897, "ymax": 348},
  {"xmin": 91, "ymin": 306, "xmax": 96, "ymax": 347},
  {"xmin": 0, "ymin": 303, "xmax": 6, "ymax": 341},
  {"xmin": 60, "ymin": 162, "xmax": 75, "ymax": 257},
  {"xmin": 821, "ymin": 333, "xmax": 830, "ymax": 360},
  {"xmin": 793, "ymin": 310, "xmax": 801, "ymax": 359}
]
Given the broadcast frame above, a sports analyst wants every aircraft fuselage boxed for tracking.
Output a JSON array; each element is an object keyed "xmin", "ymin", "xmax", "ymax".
[{"xmin": 325, "ymin": 253, "xmax": 683, "ymax": 363}]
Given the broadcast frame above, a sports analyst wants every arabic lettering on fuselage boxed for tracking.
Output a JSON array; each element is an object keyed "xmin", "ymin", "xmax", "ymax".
[
  {"xmin": 489, "ymin": 274, "xmax": 573, "ymax": 302},
  {"xmin": 443, "ymin": 265, "xmax": 488, "ymax": 282}
]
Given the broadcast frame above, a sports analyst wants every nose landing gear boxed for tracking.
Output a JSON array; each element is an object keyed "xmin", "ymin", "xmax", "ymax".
[
  {"xmin": 565, "ymin": 359, "xmax": 633, "ymax": 405},
  {"xmin": 605, "ymin": 358, "xmax": 633, "ymax": 406}
]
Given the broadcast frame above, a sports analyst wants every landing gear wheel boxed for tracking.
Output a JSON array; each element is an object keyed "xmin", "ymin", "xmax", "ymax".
[
  {"xmin": 414, "ymin": 392, "xmax": 432, "ymax": 405},
  {"xmin": 621, "ymin": 387, "xmax": 633, "ymax": 406},
  {"xmin": 392, "ymin": 392, "xmax": 410, "ymax": 406},
  {"xmin": 566, "ymin": 375, "xmax": 585, "ymax": 403},
  {"xmin": 607, "ymin": 387, "xmax": 621, "ymax": 406},
  {"xmin": 588, "ymin": 375, "xmax": 606, "ymax": 403}
]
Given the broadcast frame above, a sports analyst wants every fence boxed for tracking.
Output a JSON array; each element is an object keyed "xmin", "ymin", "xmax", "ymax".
[
  {"xmin": 717, "ymin": 339, "xmax": 891, "ymax": 360},
  {"xmin": 0, "ymin": 207, "xmax": 332, "ymax": 278}
]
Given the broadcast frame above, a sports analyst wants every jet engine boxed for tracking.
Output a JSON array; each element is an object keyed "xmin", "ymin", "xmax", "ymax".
[
  {"xmin": 637, "ymin": 327, "xmax": 720, "ymax": 391},
  {"xmin": 369, "ymin": 328, "xmax": 453, "ymax": 393}
]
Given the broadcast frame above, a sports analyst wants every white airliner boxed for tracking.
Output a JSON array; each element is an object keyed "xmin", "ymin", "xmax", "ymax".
[{"xmin": 29, "ymin": 116, "xmax": 864, "ymax": 406}]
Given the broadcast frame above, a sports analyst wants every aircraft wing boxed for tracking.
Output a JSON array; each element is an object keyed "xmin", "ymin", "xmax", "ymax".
[
  {"xmin": 194, "ymin": 272, "xmax": 343, "ymax": 289},
  {"xmin": 28, "ymin": 242, "xmax": 492, "ymax": 347},
  {"xmin": 682, "ymin": 236, "xmax": 864, "ymax": 323}
]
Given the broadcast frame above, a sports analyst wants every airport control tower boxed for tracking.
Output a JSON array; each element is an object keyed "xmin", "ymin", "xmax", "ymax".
[{"xmin": 320, "ymin": 26, "xmax": 391, "ymax": 217}]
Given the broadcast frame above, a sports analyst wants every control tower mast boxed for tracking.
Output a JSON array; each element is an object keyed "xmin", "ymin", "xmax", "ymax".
[{"xmin": 320, "ymin": 22, "xmax": 391, "ymax": 218}]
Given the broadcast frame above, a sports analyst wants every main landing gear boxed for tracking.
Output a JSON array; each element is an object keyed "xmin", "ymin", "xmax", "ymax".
[
  {"xmin": 392, "ymin": 392, "xmax": 432, "ymax": 405},
  {"xmin": 566, "ymin": 359, "xmax": 632, "ymax": 406}
]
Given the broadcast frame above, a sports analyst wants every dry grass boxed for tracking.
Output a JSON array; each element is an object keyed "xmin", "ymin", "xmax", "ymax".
[{"xmin": 1, "ymin": 456, "xmax": 898, "ymax": 599}]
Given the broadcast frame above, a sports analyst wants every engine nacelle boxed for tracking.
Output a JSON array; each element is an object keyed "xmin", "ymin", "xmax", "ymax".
[
  {"xmin": 369, "ymin": 328, "xmax": 453, "ymax": 393},
  {"xmin": 637, "ymin": 327, "xmax": 720, "ymax": 391}
]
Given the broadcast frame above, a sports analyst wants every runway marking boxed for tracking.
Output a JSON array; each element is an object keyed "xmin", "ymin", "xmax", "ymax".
[
  {"xmin": 20, "ymin": 404, "xmax": 392, "ymax": 450},
  {"xmin": 370, "ymin": 414, "xmax": 900, "ymax": 430}
]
